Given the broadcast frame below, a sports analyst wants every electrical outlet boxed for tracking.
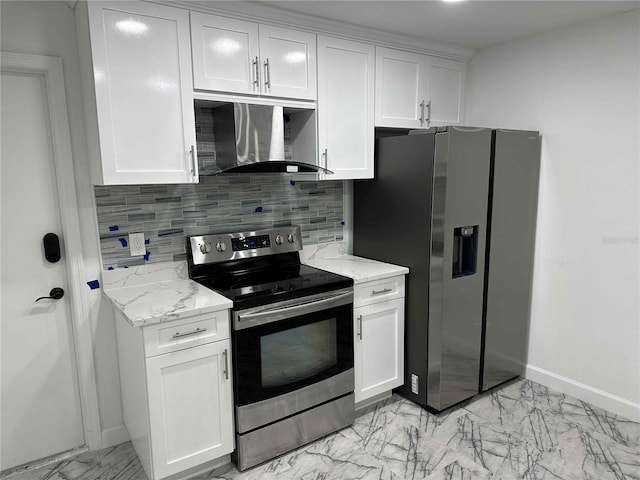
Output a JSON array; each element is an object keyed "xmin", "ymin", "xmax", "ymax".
[
  {"xmin": 411, "ymin": 374, "xmax": 419, "ymax": 394},
  {"xmin": 129, "ymin": 233, "xmax": 145, "ymax": 256}
]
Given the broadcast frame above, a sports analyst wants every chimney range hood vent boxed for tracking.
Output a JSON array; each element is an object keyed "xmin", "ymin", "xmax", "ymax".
[{"xmin": 196, "ymin": 102, "xmax": 330, "ymax": 175}]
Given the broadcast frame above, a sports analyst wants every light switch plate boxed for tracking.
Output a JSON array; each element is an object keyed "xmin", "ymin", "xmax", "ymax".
[
  {"xmin": 411, "ymin": 374, "xmax": 419, "ymax": 394},
  {"xmin": 129, "ymin": 233, "xmax": 145, "ymax": 256}
]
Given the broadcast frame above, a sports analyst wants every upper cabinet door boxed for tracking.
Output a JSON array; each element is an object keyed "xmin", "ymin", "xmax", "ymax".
[
  {"xmin": 86, "ymin": 1, "xmax": 197, "ymax": 184},
  {"xmin": 375, "ymin": 47, "xmax": 425, "ymax": 129},
  {"xmin": 425, "ymin": 56, "xmax": 466, "ymax": 126},
  {"xmin": 190, "ymin": 13, "xmax": 260, "ymax": 94},
  {"xmin": 258, "ymin": 25, "xmax": 317, "ymax": 100},
  {"xmin": 317, "ymin": 36, "xmax": 374, "ymax": 180}
]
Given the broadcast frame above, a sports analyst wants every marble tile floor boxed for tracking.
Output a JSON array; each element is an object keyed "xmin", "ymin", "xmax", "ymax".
[{"xmin": 5, "ymin": 379, "xmax": 639, "ymax": 480}]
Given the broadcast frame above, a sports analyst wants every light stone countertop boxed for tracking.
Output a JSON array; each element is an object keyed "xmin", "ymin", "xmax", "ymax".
[
  {"xmin": 304, "ymin": 254, "xmax": 409, "ymax": 284},
  {"xmin": 102, "ymin": 261, "xmax": 232, "ymax": 327}
]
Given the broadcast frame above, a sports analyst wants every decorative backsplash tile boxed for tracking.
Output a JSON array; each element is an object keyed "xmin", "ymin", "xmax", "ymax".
[{"xmin": 95, "ymin": 175, "xmax": 344, "ymax": 269}]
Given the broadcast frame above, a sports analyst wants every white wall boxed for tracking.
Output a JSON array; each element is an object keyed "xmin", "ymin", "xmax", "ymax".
[
  {"xmin": 466, "ymin": 9, "xmax": 640, "ymax": 420},
  {"xmin": 1, "ymin": 1, "xmax": 127, "ymax": 445}
]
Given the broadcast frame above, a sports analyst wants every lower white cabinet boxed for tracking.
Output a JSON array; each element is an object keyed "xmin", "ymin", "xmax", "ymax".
[
  {"xmin": 353, "ymin": 277, "xmax": 405, "ymax": 404},
  {"xmin": 115, "ymin": 310, "xmax": 233, "ymax": 480}
]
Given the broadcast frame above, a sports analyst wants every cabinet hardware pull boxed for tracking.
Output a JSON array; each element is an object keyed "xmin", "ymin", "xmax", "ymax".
[
  {"xmin": 425, "ymin": 100, "xmax": 432, "ymax": 126},
  {"xmin": 371, "ymin": 288, "xmax": 393, "ymax": 295},
  {"xmin": 223, "ymin": 348, "xmax": 229, "ymax": 379},
  {"xmin": 264, "ymin": 58, "xmax": 271, "ymax": 89},
  {"xmin": 190, "ymin": 145, "xmax": 198, "ymax": 178},
  {"xmin": 172, "ymin": 327, "xmax": 206, "ymax": 339},
  {"xmin": 322, "ymin": 148, "xmax": 328, "ymax": 169},
  {"xmin": 252, "ymin": 56, "xmax": 259, "ymax": 89},
  {"xmin": 419, "ymin": 100, "xmax": 425, "ymax": 125},
  {"xmin": 357, "ymin": 315, "xmax": 363, "ymax": 340}
]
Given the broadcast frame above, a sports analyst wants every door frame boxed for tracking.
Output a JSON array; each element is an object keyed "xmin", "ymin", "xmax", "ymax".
[{"xmin": 1, "ymin": 52, "xmax": 102, "ymax": 450}]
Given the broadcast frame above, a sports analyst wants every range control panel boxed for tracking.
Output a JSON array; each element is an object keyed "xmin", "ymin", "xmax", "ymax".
[
  {"xmin": 189, "ymin": 226, "xmax": 303, "ymax": 265},
  {"xmin": 231, "ymin": 234, "xmax": 271, "ymax": 252}
]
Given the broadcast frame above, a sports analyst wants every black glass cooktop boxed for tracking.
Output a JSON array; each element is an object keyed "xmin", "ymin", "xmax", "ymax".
[{"xmin": 193, "ymin": 263, "xmax": 353, "ymax": 310}]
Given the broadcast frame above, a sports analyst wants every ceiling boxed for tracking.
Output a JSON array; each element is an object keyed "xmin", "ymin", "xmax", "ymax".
[{"xmin": 240, "ymin": 0, "xmax": 639, "ymax": 50}]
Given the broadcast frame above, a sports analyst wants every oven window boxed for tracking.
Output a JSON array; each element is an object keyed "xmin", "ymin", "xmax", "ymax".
[
  {"xmin": 261, "ymin": 318, "xmax": 337, "ymax": 388},
  {"xmin": 233, "ymin": 301, "xmax": 353, "ymax": 406}
]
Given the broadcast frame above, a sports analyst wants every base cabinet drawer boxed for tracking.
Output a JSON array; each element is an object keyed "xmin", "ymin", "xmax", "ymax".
[
  {"xmin": 143, "ymin": 310, "xmax": 229, "ymax": 357},
  {"xmin": 354, "ymin": 298, "xmax": 405, "ymax": 403},
  {"xmin": 354, "ymin": 275, "xmax": 405, "ymax": 307}
]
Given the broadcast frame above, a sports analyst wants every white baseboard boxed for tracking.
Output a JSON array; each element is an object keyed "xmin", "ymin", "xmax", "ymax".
[
  {"xmin": 525, "ymin": 365, "xmax": 640, "ymax": 422},
  {"xmin": 101, "ymin": 424, "xmax": 130, "ymax": 448}
]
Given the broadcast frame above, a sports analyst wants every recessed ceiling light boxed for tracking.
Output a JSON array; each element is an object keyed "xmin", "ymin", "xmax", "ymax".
[{"xmin": 442, "ymin": 0, "xmax": 467, "ymax": 3}]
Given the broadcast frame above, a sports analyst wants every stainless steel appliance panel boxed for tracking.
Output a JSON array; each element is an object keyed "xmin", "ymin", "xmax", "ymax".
[
  {"xmin": 353, "ymin": 132, "xmax": 436, "ymax": 405},
  {"xmin": 482, "ymin": 130, "xmax": 541, "ymax": 391},
  {"xmin": 236, "ymin": 369, "xmax": 353, "ymax": 433},
  {"xmin": 235, "ymin": 393, "xmax": 355, "ymax": 471},
  {"xmin": 427, "ymin": 127, "xmax": 492, "ymax": 411}
]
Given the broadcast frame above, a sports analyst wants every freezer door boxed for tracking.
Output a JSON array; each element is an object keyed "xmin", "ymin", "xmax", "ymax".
[
  {"xmin": 482, "ymin": 130, "xmax": 541, "ymax": 391},
  {"xmin": 427, "ymin": 127, "xmax": 492, "ymax": 412}
]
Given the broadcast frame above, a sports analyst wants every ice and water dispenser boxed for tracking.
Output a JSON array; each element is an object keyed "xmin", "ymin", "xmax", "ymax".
[{"xmin": 452, "ymin": 225, "xmax": 478, "ymax": 278}]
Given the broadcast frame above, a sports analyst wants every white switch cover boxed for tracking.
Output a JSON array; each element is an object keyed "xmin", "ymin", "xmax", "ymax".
[
  {"xmin": 411, "ymin": 374, "xmax": 419, "ymax": 394},
  {"xmin": 129, "ymin": 233, "xmax": 145, "ymax": 256}
]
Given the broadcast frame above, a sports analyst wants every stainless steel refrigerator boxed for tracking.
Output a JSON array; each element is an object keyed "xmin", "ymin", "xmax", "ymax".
[{"xmin": 353, "ymin": 126, "xmax": 540, "ymax": 412}]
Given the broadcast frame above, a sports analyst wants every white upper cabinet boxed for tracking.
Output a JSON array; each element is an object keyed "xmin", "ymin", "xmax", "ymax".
[
  {"xmin": 317, "ymin": 36, "xmax": 374, "ymax": 180},
  {"xmin": 78, "ymin": 1, "xmax": 198, "ymax": 185},
  {"xmin": 375, "ymin": 47, "xmax": 466, "ymax": 129},
  {"xmin": 190, "ymin": 14, "xmax": 260, "ymax": 95},
  {"xmin": 191, "ymin": 13, "xmax": 316, "ymax": 100},
  {"xmin": 375, "ymin": 47, "xmax": 425, "ymax": 129},
  {"xmin": 425, "ymin": 56, "xmax": 466, "ymax": 125}
]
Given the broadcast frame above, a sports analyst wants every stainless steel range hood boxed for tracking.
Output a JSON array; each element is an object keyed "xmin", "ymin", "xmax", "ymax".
[{"xmin": 197, "ymin": 102, "xmax": 329, "ymax": 175}]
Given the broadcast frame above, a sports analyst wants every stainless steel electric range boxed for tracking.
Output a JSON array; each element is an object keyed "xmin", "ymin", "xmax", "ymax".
[{"xmin": 187, "ymin": 226, "xmax": 355, "ymax": 471}]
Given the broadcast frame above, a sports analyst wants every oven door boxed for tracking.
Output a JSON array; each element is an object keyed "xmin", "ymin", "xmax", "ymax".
[{"xmin": 232, "ymin": 288, "xmax": 353, "ymax": 432}]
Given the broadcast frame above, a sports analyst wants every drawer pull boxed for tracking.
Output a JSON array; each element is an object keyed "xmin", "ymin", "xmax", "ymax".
[
  {"xmin": 223, "ymin": 348, "xmax": 229, "ymax": 380},
  {"xmin": 371, "ymin": 288, "xmax": 393, "ymax": 295},
  {"xmin": 172, "ymin": 327, "xmax": 206, "ymax": 340},
  {"xmin": 357, "ymin": 315, "xmax": 363, "ymax": 340}
]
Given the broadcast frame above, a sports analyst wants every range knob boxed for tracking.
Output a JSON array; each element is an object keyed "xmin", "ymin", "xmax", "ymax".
[
  {"xmin": 215, "ymin": 241, "xmax": 227, "ymax": 252},
  {"xmin": 275, "ymin": 234, "xmax": 283, "ymax": 245},
  {"xmin": 287, "ymin": 233, "xmax": 295, "ymax": 243},
  {"xmin": 199, "ymin": 242, "xmax": 212, "ymax": 254}
]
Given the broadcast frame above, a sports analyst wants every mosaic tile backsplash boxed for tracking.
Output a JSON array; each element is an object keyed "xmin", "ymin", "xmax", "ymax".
[{"xmin": 95, "ymin": 175, "xmax": 344, "ymax": 269}]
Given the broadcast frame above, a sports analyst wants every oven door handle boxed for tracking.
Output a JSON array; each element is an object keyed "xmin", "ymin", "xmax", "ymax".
[{"xmin": 235, "ymin": 289, "xmax": 353, "ymax": 330}]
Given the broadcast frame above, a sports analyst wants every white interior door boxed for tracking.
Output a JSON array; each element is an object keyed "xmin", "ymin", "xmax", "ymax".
[{"xmin": 1, "ymin": 70, "xmax": 85, "ymax": 470}]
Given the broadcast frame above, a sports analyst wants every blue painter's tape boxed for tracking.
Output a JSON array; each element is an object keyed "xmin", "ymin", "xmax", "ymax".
[
  {"xmin": 109, "ymin": 225, "xmax": 119, "ymax": 231},
  {"xmin": 255, "ymin": 206, "xmax": 263, "ymax": 213},
  {"xmin": 119, "ymin": 238, "xmax": 127, "ymax": 247},
  {"xmin": 145, "ymin": 239, "xmax": 150, "ymax": 244},
  {"xmin": 143, "ymin": 251, "xmax": 150, "ymax": 261},
  {"xmin": 107, "ymin": 266, "xmax": 114, "ymax": 270},
  {"xmin": 289, "ymin": 180, "xmax": 296, "ymax": 186},
  {"xmin": 87, "ymin": 280, "xmax": 100, "ymax": 290}
]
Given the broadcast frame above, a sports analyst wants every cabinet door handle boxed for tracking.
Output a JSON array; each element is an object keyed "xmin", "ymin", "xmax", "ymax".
[
  {"xmin": 357, "ymin": 315, "xmax": 363, "ymax": 340},
  {"xmin": 322, "ymin": 148, "xmax": 328, "ymax": 169},
  {"xmin": 263, "ymin": 58, "xmax": 271, "ymax": 89},
  {"xmin": 172, "ymin": 327, "xmax": 206, "ymax": 339},
  {"xmin": 252, "ymin": 56, "xmax": 259, "ymax": 89},
  {"xmin": 425, "ymin": 100, "xmax": 432, "ymax": 126},
  {"xmin": 419, "ymin": 100, "xmax": 425, "ymax": 125},
  {"xmin": 190, "ymin": 144, "xmax": 198, "ymax": 178},
  {"xmin": 223, "ymin": 348, "xmax": 229, "ymax": 380},
  {"xmin": 371, "ymin": 288, "xmax": 393, "ymax": 295}
]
